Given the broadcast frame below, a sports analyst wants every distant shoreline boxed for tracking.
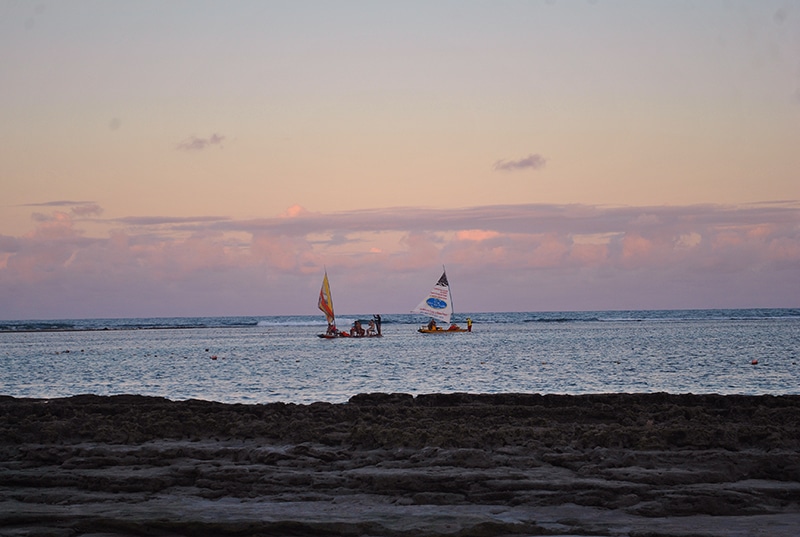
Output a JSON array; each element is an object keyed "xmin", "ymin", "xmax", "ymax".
[{"xmin": 0, "ymin": 325, "xmax": 203, "ymax": 334}]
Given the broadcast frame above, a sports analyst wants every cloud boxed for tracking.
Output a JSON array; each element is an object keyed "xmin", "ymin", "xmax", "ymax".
[
  {"xmin": 113, "ymin": 215, "xmax": 231, "ymax": 226},
  {"xmin": 20, "ymin": 201, "xmax": 103, "ymax": 218},
  {"xmin": 176, "ymin": 133, "xmax": 226, "ymax": 151},
  {"xmin": 455, "ymin": 230, "xmax": 501, "ymax": 242},
  {"xmin": 493, "ymin": 153, "xmax": 547, "ymax": 172},
  {"xmin": 280, "ymin": 204, "xmax": 314, "ymax": 218},
  {"xmin": 21, "ymin": 200, "xmax": 95, "ymax": 207},
  {"xmin": 70, "ymin": 203, "xmax": 103, "ymax": 217},
  {"xmin": 0, "ymin": 235, "xmax": 19, "ymax": 253},
  {"xmin": 1, "ymin": 202, "xmax": 798, "ymax": 318}
]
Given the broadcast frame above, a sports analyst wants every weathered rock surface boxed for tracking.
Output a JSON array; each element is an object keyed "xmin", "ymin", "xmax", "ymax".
[{"xmin": 1, "ymin": 392, "xmax": 799, "ymax": 536}]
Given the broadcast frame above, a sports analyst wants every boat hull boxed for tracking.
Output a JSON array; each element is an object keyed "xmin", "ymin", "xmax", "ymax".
[
  {"xmin": 318, "ymin": 333, "xmax": 382, "ymax": 339},
  {"xmin": 417, "ymin": 327, "xmax": 469, "ymax": 333}
]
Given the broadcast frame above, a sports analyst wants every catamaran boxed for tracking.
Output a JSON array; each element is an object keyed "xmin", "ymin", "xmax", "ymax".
[
  {"xmin": 317, "ymin": 271, "xmax": 382, "ymax": 338},
  {"xmin": 412, "ymin": 267, "xmax": 472, "ymax": 333}
]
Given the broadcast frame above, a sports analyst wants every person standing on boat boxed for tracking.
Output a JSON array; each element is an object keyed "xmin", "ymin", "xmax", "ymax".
[
  {"xmin": 467, "ymin": 317, "xmax": 472, "ymax": 332},
  {"xmin": 373, "ymin": 314, "xmax": 382, "ymax": 336}
]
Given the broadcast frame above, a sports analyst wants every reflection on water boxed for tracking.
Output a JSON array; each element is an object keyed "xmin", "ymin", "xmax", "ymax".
[{"xmin": 1, "ymin": 312, "xmax": 798, "ymax": 403}]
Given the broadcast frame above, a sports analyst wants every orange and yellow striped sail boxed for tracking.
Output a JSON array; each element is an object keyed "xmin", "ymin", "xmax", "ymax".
[{"xmin": 318, "ymin": 272, "xmax": 335, "ymax": 325}]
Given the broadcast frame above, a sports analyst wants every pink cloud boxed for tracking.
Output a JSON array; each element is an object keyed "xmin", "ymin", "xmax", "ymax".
[
  {"xmin": 620, "ymin": 233, "xmax": 654, "ymax": 266},
  {"xmin": 26, "ymin": 211, "xmax": 81, "ymax": 240},
  {"xmin": 455, "ymin": 229, "xmax": 500, "ymax": 242},
  {"xmin": 394, "ymin": 232, "xmax": 443, "ymax": 272},
  {"xmin": 280, "ymin": 204, "xmax": 314, "ymax": 218},
  {"xmin": 768, "ymin": 236, "xmax": 800, "ymax": 263},
  {"xmin": 251, "ymin": 232, "xmax": 318, "ymax": 273},
  {"xmin": 1, "ymin": 202, "xmax": 798, "ymax": 318},
  {"xmin": 568, "ymin": 242, "xmax": 609, "ymax": 266}
]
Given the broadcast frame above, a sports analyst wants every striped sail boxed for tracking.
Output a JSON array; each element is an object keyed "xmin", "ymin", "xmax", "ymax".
[{"xmin": 317, "ymin": 272, "xmax": 335, "ymax": 325}]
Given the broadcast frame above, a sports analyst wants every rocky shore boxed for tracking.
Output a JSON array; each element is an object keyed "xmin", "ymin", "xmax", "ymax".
[{"xmin": 2, "ymin": 392, "xmax": 799, "ymax": 536}]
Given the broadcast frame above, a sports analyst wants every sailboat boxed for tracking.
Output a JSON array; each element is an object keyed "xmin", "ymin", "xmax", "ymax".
[
  {"xmin": 317, "ymin": 271, "xmax": 339, "ymax": 338},
  {"xmin": 412, "ymin": 267, "xmax": 472, "ymax": 333},
  {"xmin": 317, "ymin": 271, "xmax": 382, "ymax": 338}
]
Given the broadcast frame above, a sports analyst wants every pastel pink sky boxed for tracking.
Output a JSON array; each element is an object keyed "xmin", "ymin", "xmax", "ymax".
[{"xmin": 1, "ymin": 1, "xmax": 799, "ymax": 319}]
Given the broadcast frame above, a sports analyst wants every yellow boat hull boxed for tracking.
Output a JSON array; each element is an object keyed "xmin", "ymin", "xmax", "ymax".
[{"xmin": 418, "ymin": 327, "xmax": 470, "ymax": 333}]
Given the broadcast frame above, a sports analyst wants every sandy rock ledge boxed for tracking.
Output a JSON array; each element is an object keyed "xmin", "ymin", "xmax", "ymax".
[{"xmin": 1, "ymin": 392, "xmax": 799, "ymax": 536}]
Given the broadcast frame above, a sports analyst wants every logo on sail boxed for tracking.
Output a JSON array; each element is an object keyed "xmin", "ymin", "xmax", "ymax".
[{"xmin": 426, "ymin": 298, "xmax": 448, "ymax": 309}]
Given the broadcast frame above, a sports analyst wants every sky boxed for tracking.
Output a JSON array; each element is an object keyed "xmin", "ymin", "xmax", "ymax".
[{"xmin": 1, "ymin": 0, "xmax": 799, "ymax": 320}]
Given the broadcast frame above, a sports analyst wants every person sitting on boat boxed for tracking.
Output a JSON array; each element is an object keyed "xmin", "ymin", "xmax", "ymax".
[
  {"xmin": 426, "ymin": 319, "xmax": 437, "ymax": 331},
  {"xmin": 366, "ymin": 320, "xmax": 376, "ymax": 336},
  {"xmin": 448, "ymin": 323, "xmax": 460, "ymax": 331},
  {"xmin": 326, "ymin": 323, "xmax": 338, "ymax": 336},
  {"xmin": 351, "ymin": 320, "xmax": 365, "ymax": 337}
]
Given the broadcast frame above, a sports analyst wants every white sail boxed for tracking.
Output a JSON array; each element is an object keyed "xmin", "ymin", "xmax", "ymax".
[{"xmin": 411, "ymin": 270, "xmax": 453, "ymax": 324}]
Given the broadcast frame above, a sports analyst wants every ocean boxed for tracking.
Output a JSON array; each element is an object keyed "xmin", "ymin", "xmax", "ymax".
[{"xmin": 1, "ymin": 309, "xmax": 798, "ymax": 404}]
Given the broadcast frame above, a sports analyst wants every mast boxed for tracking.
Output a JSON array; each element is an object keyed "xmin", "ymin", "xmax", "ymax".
[{"xmin": 442, "ymin": 264, "xmax": 453, "ymax": 317}]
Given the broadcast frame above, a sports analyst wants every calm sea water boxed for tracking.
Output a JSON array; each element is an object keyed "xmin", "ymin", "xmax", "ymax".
[{"xmin": 1, "ymin": 309, "xmax": 798, "ymax": 404}]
